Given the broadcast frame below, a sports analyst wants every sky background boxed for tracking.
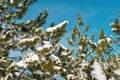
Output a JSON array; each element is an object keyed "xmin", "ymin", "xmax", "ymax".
[{"xmin": 23, "ymin": 0, "xmax": 120, "ymax": 47}]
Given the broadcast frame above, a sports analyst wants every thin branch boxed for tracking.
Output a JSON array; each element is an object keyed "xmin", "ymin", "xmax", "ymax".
[{"xmin": 15, "ymin": 69, "xmax": 26, "ymax": 80}]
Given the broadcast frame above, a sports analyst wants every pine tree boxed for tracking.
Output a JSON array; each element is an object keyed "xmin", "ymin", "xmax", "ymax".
[
  {"xmin": 0, "ymin": 0, "xmax": 72, "ymax": 80},
  {"xmin": 67, "ymin": 14, "xmax": 120, "ymax": 80},
  {"xmin": 0, "ymin": 0, "xmax": 120, "ymax": 80}
]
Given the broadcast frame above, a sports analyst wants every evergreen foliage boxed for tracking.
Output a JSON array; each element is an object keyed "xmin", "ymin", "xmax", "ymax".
[{"xmin": 0, "ymin": 0, "xmax": 120, "ymax": 80}]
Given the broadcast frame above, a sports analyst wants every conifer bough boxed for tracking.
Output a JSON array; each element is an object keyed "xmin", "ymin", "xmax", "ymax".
[{"xmin": 0, "ymin": 0, "xmax": 120, "ymax": 80}]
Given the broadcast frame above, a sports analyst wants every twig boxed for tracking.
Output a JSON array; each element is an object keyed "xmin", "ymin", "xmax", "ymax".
[{"xmin": 15, "ymin": 69, "xmax": 26, "ymax": 80}]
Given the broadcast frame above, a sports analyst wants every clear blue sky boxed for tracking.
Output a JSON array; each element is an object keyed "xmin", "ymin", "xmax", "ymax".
[{"xmin": 23, "ymin": 0, "xmax": 120, "ymax": 47}]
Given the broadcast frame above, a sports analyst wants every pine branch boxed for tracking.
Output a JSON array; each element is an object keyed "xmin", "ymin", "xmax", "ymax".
[{"xmin": 15, "ymin": 69, "xmax": 26, "ymax": 80}]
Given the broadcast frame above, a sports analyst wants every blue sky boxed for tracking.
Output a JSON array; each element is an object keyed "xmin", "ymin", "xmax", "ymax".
[{"xmin": 23, "ymin": 0, "xmax": 120, "ymax": 46}]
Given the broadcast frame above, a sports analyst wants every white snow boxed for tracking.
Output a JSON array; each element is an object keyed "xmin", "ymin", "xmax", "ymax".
[
  {"xmin": 5, "ymin": 73, "xmax": 13, "ymax": 80},
  {"xmin": 68, "ymin": 38, "xmax": 73, "ymax": 44},
  {"xmin": 68, "ymin": 56, "xmax": 74, "ymax": 60},
  {"xmin": 2, "ymin": 30, "xmax": 13, "ymax": 39},
  {"xmin": 80, "ymin": 54, "xmax": 86, "ymax": 58},
  {"xmin": 53, "ymin": 74, "xmax": 64, "ymax": 80},
  {"xmin": 43, "ymin": 41, "xmax": 51, "ymax": 44},
  {"xmin": 62, "ymin": 68, "xmax": 67, "ymax": 73},
  {"xmin": 44, "ymin": 43, "xmax": 52, "ymax": 48},
  {"xmin": 19, "ymin": 37, "xmax": 39, "ymax": 44},
  {"xmin": 50, "ymin": 54, "xmax": 59, "ymax": 61},
  {"xmin": 109, "ymin": 23, "xmax": 119, "ymax": 28},
  {"xmin": 18, "ymin": 3, "xmax": 23, "ymax": 7},
  {"xmin": 59, "ymin": 44, "xmax": 68, "ymax": 51},
  {"xmin": 8, "ymin": 62, "xmax": 16, "ymax": 69},
  {"xmin": 114, "ymin": 70, "xmax": 120, "ymax": 76},
  {"xmin": 36, "ymin": 43, "xmax": 53, "ymax": 52},
  {"xmin": 35, "ymin": 27, "xmax": 42, "ymax": 32},
  {"xmin": 112, "ymin": 28, "xmax": 118, "ymax": 32},
  {"xmin": 10, "ymin": 0, "xmax": 13, "ymax": 4},
  {"xmin": 16, "ymin": 53, "xmax": 39, "ymax": 68},
  {"xmin": 45, "ymin": 20, "xmax": 68, "ymax": 33},
  {"xmin": 24, "ymin": 54, "xmax": 39, "ymax": 63},
  {"xmin": 0, "ymin": 57, "xmax": 6, "ymax": 63},
  {"xmin": 16, "ymin": 60, "xmax": 27, "ymax": 68},
  {"xmin": 66, "ymin": 74, "xmax": 76, "ymax": 80},
  {"xmin": 98, "ymin": 38, "xmax": 112, "ymax": 44},
  {"xmin": 53, "ymin": 66, "xmax": 62, "ymax": 70},
  {"xmin": 80, "ymin": 60, "xmax": 89, "ymax": 69},
  {"xmin": 50, "ymin": 54, "xmax": 61, "ymax": 64},
  {"xmin": 24, "ymin": 53, "xmax": 39, "ymax": 62},
  {"xmin": 109, "ymin": 23, "xmax": 114, "ymax": 27},
  {"xmin": 41, "ymin": 57, "xmax": 46, "ymax": 62},
  {"xmin": 30, "ymin": 54, "xmax": 39, "ymax": 62},
  {"xmin": 92, "ymin": 61, "xmax": 106, "ymax": 80},
  {"xmin": 36, "ymin": 46, "xmax": 44, "ymax": 52},
  {"xmin": 15, "ymin": 72, "xmax": 20, "ymax": 76},
  {"xmin": 90, "ymin": 42, "xmax": 97, "ymax": 46},
  {"xmin": 61, "ymin": 51, "xmax": 69, "ymax": 56},
  {"xmin": 26, "ymin": 20, "xmax": 31, "ymax": 25},
  {"xmin": 33, "ymin": 70, "xmax": 43, "ymax": 75},
  {"xmin": 78, "ymin": 46, "xmax": 83, "ymax": 51}
]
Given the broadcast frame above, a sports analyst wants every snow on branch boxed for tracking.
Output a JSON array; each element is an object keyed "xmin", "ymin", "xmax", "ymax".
[
  {"xmin": 36, "ymin": 41, "xmax": 53, "ymax": 54},
  {"xmin": 19, "ymin": 37, "xmax": 40, "ymax": 47},
  {"xmin": 97, "ymin": 38, "xmax": 113, "ymax": 46},
  {"xmin": 16, "ymin": 53, "xmax": 40, "ymax": 68},
  {"xmin": 44, "ymin": 20, "xmax": 68, "ymax": 36}
]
